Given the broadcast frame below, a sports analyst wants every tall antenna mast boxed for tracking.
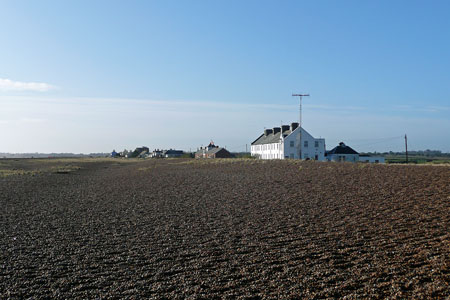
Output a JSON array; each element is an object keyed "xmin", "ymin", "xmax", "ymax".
[
  {"xmin": 405, "ymin": 134, "xmax": 408, "ymax": 164},
  {"xmin": 292, "ymin": 93, "xmax": 310, "ymax": 127}
]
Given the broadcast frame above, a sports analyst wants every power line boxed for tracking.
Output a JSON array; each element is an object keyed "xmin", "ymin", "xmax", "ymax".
[
  {"xmin": 351, "ymin": 136, "xmax": 404, "ymax": 148},
  {"xmin": 336, "ymin": 135, "xmax": 404, "ymax": 143}
]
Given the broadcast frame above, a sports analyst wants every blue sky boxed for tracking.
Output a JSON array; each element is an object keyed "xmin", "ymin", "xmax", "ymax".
[{"xmin": 1, "ymin": 1, "xmax": 449, "ymax": 153}]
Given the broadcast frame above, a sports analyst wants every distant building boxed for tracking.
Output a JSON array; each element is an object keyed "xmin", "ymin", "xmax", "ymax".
[
  {"xmin": 163, "ymin": 149, "xmax": 184, "ymax": 158},
  {"xmin": 151, "ymin": 149, "xmax": 164, "ymax": 158},
  {"xmin": 195, "ymin": 142, "xmax": 233, "ymax": 159},
  {"xmin": 138, "ymin": 150, "xmax": 149, "ymax": 158},
  {"xmin": 150, "ymin": 149, "xmax": 184, "ymax": 158},
  {"xmin": 326, "ymin": 142, "xmax": 359, "ymax": 162},
  {"xmin": 326, "ymin": 142, "xmax": 385, "ymax": 163},
  {"xmin": 120, "ymin": 149, "xmax": 129, "ymax": 157},
  {"xmin": 251, "ymin": 122, "xmax": 326, "ymax": 160},
  {"xmin": 128, "ymin": 146, "xmax": 149, "ymax": 158}
]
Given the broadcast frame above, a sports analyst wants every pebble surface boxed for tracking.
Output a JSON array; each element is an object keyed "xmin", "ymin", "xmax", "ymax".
[{"xmin": 1, "ymin": 159, "xmax": 449, "ymax": 299}]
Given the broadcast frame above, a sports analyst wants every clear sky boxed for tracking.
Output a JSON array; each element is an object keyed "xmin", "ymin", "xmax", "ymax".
[{"xmin": 1, "ymin": 0, "xmax": 449, "ymax": 153}]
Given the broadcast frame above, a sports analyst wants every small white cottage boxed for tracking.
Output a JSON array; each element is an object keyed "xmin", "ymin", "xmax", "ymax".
[{"xmin": 326, "ymin": 142, "xmax": 359, "ymax": 162}]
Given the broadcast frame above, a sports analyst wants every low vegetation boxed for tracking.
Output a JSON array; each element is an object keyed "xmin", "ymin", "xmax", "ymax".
[
  {"xmin": 0, "ymin": 169, "xmax": 38, "ymax": 177},
  {"xmin": 385, "ymin": 154, "xmax": 450, "ymax": 164}
]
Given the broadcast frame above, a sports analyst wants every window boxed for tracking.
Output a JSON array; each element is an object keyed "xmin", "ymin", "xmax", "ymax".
[
  {"xmin": 290, "ymin": 141, "xmax": 294, "ymax": 147},
  {"xmin": 304, "ymin": 141, "xmax": 308, "ymax": 147},
  {"xmin": 315, "ymin": 154, "xmax": 318, "ymax": 160},
  {"xmin": 289, "ymin": 153, "xmax": 294, "ymax": 159},
  {"xmin": 315, "ymin": 141, "xmax": 319, "ymax": 148}
]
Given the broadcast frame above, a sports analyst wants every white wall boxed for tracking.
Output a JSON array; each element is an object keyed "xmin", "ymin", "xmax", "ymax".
[
  {"xmin": 251, "ymin": 142, "xmax": 283, "ymax": 159},
  {"xmin": 282, "ymin": 127, "xmax": 325, "ymax": 160},
  {"xmin": 327, "ymin": 154, "xmax": 359, "ymax": 162}
]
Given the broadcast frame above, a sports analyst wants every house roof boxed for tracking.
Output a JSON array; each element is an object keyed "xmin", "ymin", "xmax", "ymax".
[
  {"xmin": 138, "ymin": 150, "xmax": 148, "ymax": 157},
  {"xmin": 327, "ymin": 142, "xmax": 359, "ymax": 155},
  {"xmin": 195, "ymin": 147, "xmax": 230, "ymax": 155},
  {"xmin": 164, "ymin": 149, "xmax": 183, "ymax": 155},
  {"xmin": 207, "ymin": 147, "xmax": 227, "ymax": 154},
  {"xmin": 251, "ymin": 131, "xmax": 291, "ymax": 145}
]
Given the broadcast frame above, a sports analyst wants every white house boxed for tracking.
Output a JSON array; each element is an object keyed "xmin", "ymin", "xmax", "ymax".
[
  {"xmin": 251, "ymin": 122, "xmax": 326, "ymax": 160},
  {"xmin": 326, "ymin": 142, "xmax": 385, "ymax": 163},
  {"xmin": 326, "ymin": 142, "xmax": 359, "ymax": 162}
]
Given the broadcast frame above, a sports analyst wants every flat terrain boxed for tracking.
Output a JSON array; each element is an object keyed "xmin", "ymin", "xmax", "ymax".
[{"xmin": 1, "ymin": 158, "xmax": 449, "ymax": 299}]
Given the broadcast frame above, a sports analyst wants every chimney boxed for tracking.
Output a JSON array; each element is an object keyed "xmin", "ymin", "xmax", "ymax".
[
  {"xmin": 273, "ymin": 127, "xmax": 281, "ymax": 134},
  {"xmin": 291, "ymin": 122, "xmax": 299, "ymax": 131},
  {"xmin": 281, "ymin": 125, "xmax": 290, "ymax": 133},
  {"xmin": 264, "ymin": 129, "xmax": 273, "ymax": 136}
]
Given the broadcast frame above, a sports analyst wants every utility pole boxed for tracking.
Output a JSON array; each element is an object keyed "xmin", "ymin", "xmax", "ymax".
[
  {"xmin": 405, "ymin": 134, "xmax": 408, "ymax": 164},
  {"xmin": 292, "ymin": 93, "xmax": 310, "ymax": 128}
]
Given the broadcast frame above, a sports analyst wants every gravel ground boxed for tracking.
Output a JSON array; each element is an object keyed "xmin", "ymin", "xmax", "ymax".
[{"xmin": 1, "ymin": 158, "xmax": 449, "ymax": 299}]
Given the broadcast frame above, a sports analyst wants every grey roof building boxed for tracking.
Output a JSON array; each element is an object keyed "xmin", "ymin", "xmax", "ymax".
[
  {"xmin": 195, "ymin": 141, "xmax": 233, "ymax": 159},
  {"xmin": 163, "ymin": 149, "xmax": 184, "ymax": 158},
  {"xmin": 326, "ymin": 142, "xmax": 359, "ymax": 162},
  {"xmin": 251, "ymin": 123, "xmax": 326, "ymax": 160},
  {"xmin": 326, "ymin": 142, "xmax": 359, "ymax": 155}
]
